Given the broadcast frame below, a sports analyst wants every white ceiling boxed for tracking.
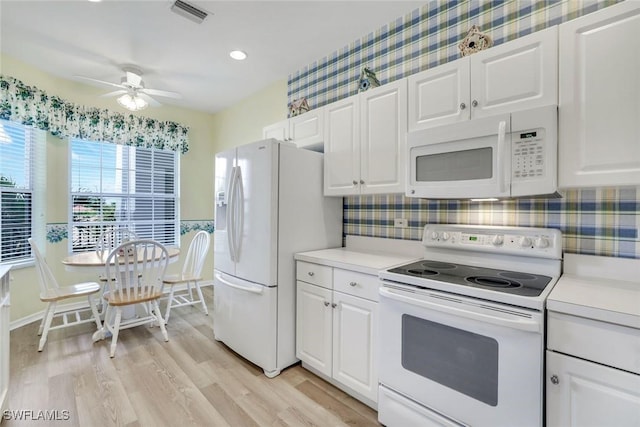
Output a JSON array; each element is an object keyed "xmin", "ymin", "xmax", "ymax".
[{"xmin": 1, "ymin": 0, "xmax": 425, "ymax": 113}]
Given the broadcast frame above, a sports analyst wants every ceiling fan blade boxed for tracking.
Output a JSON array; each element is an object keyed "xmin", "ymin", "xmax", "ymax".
[
  {"xmin": 100, "ymin": 90, "xmax": 128, "ymax": 98},
  {"xmin": 137, "ymin": 92, "xmax": 161, "ymax": 107},
  {"xmin": 73, "ymin": 75, "xmax": 125, "ymax": 90},
  {"xmin": 141, "ymin": 88, "xmax": 182, "ymax": 99},
  {"xmin": 125, "ymin": 71, "xmax": 143, "ymax": 87}
]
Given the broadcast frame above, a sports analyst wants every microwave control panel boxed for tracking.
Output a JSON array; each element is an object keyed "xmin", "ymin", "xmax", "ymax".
[{"xmin": 512, "ymin": 128, "xmax": 545, "ymax": 181}]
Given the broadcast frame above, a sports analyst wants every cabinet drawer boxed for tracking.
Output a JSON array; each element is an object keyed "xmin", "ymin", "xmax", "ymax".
[
  {"xmin": 296, "ymin": 261, "xmax": 332, "ymax": 289},
  {"xmin": 547, "ymin": 311, "xmax": 640, "ymax": 375},
  {"xmin": 334, "ymin": 269, "xmax": 379, "ymax": 302}
]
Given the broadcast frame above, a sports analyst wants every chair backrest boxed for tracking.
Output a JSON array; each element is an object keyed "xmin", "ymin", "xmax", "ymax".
[
  {"xmin": 28, "ymin": 238, "xmax": 60, "ymax": 296},
  {"xmin": 104, "ymin": 239, "xmax": 169, "ymax": 299},
  {"xmin": 182, "ymin": 230, "xmax": 210, "ymax": 278},
  {"xmin": 96, "ymin": 228, "xmax": 138, "ymax": 258}
]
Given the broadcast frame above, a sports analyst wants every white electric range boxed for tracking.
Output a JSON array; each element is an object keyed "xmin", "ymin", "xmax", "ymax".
[{"xmin": 377, "ymin": 224, "xmax": 562, "ymax": 427}]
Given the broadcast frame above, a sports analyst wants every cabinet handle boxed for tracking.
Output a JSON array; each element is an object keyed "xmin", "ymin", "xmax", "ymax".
[
  {"xmin": 460, "ymin": 102, "xmax": 466, "ymax": 110},
  {"xmin": 349, "ymin": 281, "xmax": 357, "ymax": 287},
  {"xmin": 308, "ymin": 271, "xmax": 314, "ymax": 277},
  {"xmin": 352, "ymin": 180, "xmax": 358, "ymax": 186},
  {"xmin": 324, "ymin": 301, "xmax": 330, "ymax": 307},
  {"xmin": 359, "ymin": 179, "xmax": 365, "ymax": 185},
  {"xmin": 331, "ymin": 303, "xmax": 337, "ymax": 308},
  {"xmin": 472, "ymin": 99, "xmax": 478, "ymax": 107},
  {"xmin": 550, "ymin": 375, "xmax": 559, "ymax": 385}
]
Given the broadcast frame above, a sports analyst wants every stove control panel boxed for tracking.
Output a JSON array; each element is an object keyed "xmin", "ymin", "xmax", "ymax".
[{"xmin": 422, "ymin": 225, "xmax": 562, "ymax": 259}]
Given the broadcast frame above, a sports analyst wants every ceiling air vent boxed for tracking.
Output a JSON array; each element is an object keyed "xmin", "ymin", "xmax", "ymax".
[{"xmin": 171, "ymin": 0, "xmax": 208, "ymax": 24}]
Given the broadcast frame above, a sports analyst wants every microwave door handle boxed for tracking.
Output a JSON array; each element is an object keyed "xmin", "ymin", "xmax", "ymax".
[
  {"xmin": 379, "ymin": 286, "xmax": 541, "ymax": 333},
  {"xmin": 497, "ymin": 120, "xmax": 508, "ymax": 194}
]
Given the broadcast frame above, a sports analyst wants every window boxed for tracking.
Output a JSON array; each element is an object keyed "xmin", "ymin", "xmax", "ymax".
[
  {"xmin": 0, "ymin": 120, "xmax": 45, "ymax": 264},
  {"xmin": 69, "ymin": 139, "xmax": 179, "ymax": 253}
]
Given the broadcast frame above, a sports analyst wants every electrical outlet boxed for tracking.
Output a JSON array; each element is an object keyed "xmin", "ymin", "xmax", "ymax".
[{"xmin": 394, "ymin": 218, "xmax": 408, "ymax": 228}]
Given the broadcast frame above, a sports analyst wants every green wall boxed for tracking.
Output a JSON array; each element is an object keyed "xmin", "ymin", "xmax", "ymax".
[{"xmin": 1, "ymin": 54, "xmax": 286, "ymax": 324}]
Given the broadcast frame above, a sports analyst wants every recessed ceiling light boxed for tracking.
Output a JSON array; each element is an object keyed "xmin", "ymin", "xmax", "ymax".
[
  {"xmin": 229, "ymin": 50, "xmax": 248, "ymax": 61},
  {"xmin": 88, "ymin": 0, "xmax": 103, "ymax": 2}
]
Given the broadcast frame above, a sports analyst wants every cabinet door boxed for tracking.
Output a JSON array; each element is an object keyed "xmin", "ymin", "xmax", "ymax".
[
  {"xmin": 360, "ymin": 79, "xmax": 407, "ymax": 194},
  {"xmin": 263, "ymin": 119, "xmax": 289, "ymax": 141},
  {"xmin": 332, "ymin": 291, "xmax": 378, "ymax": 403},
  {"xmin": 546, "ymin": 351, "xmax": 640, "ymax": 427},
  {"xmin": 296, "ymin": 281, "xmax": 333, "ymax": 377},
  {"xmin": 289, "ymin": 108, "xmax": 324, "ymax": 150},
  {"xmin": 324, "ymin": 95, "xmax": 360, "ymax": 196},
  {"xmin": 558, "ymin": 2, "xmax": 640, "ymax": 188},
  {"xmin": 471, "ymin": 26, "xmax": 558, "ymax": 119},
  {"xmin": 408, "ymin": 58, "xmax": 471, "ymax": 131}
]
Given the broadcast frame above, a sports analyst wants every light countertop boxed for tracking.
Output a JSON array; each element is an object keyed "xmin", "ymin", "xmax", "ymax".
[
  {"xmin": 547, "ymin": 253, "xmax": 640, "ymax": 328},
  {"xmin": 295, "ymin": 236, "xmax": 424, "ymax": 275}
]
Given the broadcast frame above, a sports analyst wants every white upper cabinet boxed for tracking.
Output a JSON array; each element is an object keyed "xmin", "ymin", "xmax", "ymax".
[
  {"xmin": 262, "ymin": 107, "xmax": 324, "ymax": 150},
  {"xmin": 408, "ymin": 26, "xmax": 558, "ymax": 131},
  {"xmin": 558, "ymin": 1, "xmax": 640, "ymax": 188},
  {"xmin": 324, "ymin": 79, "xmax": 407, "ymax": 196},
  {"xmin": 408, "ymin": 59, "xmax": 470, "ymax": 131}
]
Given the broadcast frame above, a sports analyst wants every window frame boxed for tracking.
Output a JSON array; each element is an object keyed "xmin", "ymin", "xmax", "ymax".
[
  {"xmin": 0, "ymin": 119, "xmax": 45, "ymax": 268},
  {"xmin": 68, "ymin": 138, "xmax": 180, "ymax": 254}
]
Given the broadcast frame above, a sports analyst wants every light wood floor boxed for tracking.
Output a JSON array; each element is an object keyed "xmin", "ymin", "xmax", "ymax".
[{"xmin": 6, "ymin": 287, "xmax": 380, "ymax": 426}]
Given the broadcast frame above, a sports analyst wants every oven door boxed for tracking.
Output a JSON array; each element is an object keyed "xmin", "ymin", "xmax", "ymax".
[
  {"xmin": 406, "ymin": 114, "xmax": 511, "ymax": 199},
  {"xmin": 378, "ymin": 283, "xmax": 543, "ymax": 427}
]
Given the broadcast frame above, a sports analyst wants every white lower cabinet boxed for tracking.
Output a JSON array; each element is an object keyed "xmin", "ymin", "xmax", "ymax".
[
  {"xmin": 296, "ymin": 261, "xmax": 379, "ymax": 407},
  {"xmin": 546, "ymin": 351, "xmax": 640, "ymax": 427},
  {"xmin": 0, "ymin": 266, "xmax": 11, "ymax": 420}
]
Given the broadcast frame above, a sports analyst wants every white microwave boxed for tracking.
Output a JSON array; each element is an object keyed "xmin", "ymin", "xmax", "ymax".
[{"xmin": 406, "ymin": 105, "xmax": 558, "ymax": 200}]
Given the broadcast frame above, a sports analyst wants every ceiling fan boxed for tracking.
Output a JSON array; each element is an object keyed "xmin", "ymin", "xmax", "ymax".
[{"xmin": 74, "ymin": 66, "xmax": 182, "ymax": 111}]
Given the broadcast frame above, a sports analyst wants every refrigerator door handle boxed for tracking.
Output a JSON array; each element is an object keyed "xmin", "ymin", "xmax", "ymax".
[
  {"xmin": 215, "ymin": 272, "xmax": 264, "ymax": 294},
  {"xmin": 234, "ymin": 166, "xmax": 244, "ymax": 261},
  {"xmin": 227, "ymin": 166, "xmax": 238, "ymax": 262}
]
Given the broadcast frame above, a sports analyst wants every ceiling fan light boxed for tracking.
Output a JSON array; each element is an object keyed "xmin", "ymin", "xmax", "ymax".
[
  {"xmin": 117, "ymin": 94, "xmax": 148, "ymax": 111},
  {"xmin": 229, "ymin": 50, "xmax": 247, "ymax": 61}
]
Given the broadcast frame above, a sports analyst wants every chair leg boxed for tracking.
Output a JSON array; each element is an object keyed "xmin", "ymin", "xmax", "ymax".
[
  {"xmin": 164, "ymin": 285, "xmax": 176, "ymax": 323},
  {"xmin": 38, "ymin": 301, "xmax": 57, "ymax": 352},
  {"xmin": 187, "ymin": 281, "xmax": 194, "ymax": 301},
  {"xmin": 38, "ymin": 302, "xmax": 53, "ymax": 336},
  {"xmin": 88, "ymin": 295, "xmax": 103, "ymax": 331},
  {"xmin": 109, "ymin": 307, "xmax": 122, "ymax": 358},
  {"xmin": 194, "ymin": 281, "xmax": 208, "ymax": 316},
  {"xmin": 153, "ymin": 300, "xmax": 169, "ymax": 342}
]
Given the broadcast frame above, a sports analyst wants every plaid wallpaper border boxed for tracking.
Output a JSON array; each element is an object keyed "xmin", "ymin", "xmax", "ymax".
[
  {"xmin": 287, "ymin": 0, "xmax": 637, "ymax": 259},
  {"xmin": 344, "ymin": 188, "xmax": 640, "ymax": 259},
  {"xmin": 288, "ymin": 0, "xmax": 620, "ymax": 110}
]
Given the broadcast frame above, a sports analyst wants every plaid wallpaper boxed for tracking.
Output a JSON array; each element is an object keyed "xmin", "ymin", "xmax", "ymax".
[{"xmin": 288, "ymin": 0, "xmax": 639, "ymax": 259}]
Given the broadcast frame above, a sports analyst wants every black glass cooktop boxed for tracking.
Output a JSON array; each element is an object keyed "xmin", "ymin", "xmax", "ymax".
[{"xmin": 388, "ymin": 260, "xmax": 552, "ymax": 297}]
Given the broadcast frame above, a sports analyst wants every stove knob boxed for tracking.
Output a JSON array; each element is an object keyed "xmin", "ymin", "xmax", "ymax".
[
  {"xmin": 441, "ymin": 232, "xmax": 450, "ymax": 241},
  {"xmin": 535, "ymin": 237, "xmax": 549, "ymax": 249},
  {"xmin": 430, "ymin": 231, "xmax": 439, "ymax": 240},
  {"xmin": 519, "ymin": 236, "xmax": 532, "ymax": 248},
  {"xmin": 491, "ymin": 235, "xmax": 504, "ymax": 246}
]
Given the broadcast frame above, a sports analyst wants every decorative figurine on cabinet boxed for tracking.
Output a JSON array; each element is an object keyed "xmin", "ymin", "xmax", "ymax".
[
  {"xmin": 458, "ymin": 25, "xmax": 493, "ymax": 57},
  {"xmin": 358, "ymin": 67, "xmax": 381, "ymax": 92},
  {"xmin": 288, "ymin": 98, "xmax": 310, "ymax": 117}
]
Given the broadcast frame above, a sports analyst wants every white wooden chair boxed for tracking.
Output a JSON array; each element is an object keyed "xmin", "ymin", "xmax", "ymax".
[
  {"xmin": 95, "ymin": 228, "xmax": 138, "ymax": 313},
  {"xmin": 28, "ymin": 239, "xmax": 102, "ymax": 352},
  {"xmin": 162, "ymin": 230, "xmax": 210, "ymax": 323},
  {"xmin": 101, "ymin": 239, "xmax": 169, "ymax": 357}
]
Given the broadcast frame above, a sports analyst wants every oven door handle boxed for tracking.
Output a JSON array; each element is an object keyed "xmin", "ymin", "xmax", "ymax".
[{"xmin": 380, "ymin": 286, "xmax": 542, "ymax": 333}]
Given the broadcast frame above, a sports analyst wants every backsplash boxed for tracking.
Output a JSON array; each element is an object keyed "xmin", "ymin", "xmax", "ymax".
[
  {"xmin": 288, "ymin": 0, "xmax": 638, "ymax": 259},
  {"xmin": 344, "ymin": 188, "xmax": 639, "ymax": 259}
]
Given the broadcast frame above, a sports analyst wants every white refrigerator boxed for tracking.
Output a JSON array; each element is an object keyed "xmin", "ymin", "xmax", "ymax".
[{"xmin": 213, "ymin": 139, "xmax": 342, "ymax": 378}]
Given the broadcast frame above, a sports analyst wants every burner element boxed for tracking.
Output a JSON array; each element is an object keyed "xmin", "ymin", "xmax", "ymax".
[
  {"xmin": 466, "ymin": 276, "xmax": 522, "ymax": 289},
  {"xmin": 498, "ymin": 272, "xmax": 537, "ymax": 281},
  {"xmin": 408, "ymin": 269, "xmax": 439, "ymax": 276}
]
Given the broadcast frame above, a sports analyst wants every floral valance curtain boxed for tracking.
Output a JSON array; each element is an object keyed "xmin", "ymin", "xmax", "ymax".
[{"xmin": 0, "ymin": 75, "xmax": 189, "ymax": 153}]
